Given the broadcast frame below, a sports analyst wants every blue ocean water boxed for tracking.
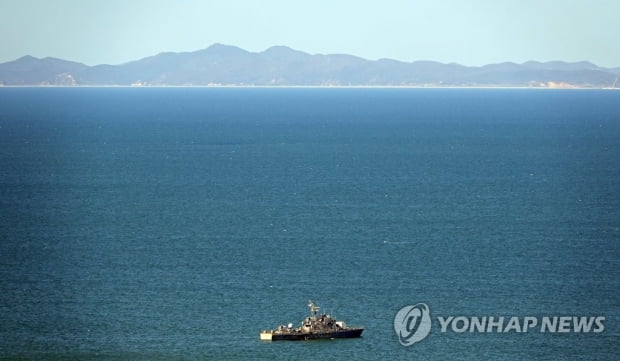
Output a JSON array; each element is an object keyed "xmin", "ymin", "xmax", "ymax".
[{"xmin": 0, "ymin": 87, "xmax": 619, "ymax": 360}]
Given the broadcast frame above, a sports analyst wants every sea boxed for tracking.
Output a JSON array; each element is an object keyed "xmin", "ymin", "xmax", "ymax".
[{"xmin": 0, "ymin": 87, "xmax": 619, "ymax": 360}]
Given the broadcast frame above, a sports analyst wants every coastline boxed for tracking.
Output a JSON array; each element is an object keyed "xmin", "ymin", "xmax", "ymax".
[{"xmin": 1, "ymin": 84, "xmax": 618, "ymax": 90}]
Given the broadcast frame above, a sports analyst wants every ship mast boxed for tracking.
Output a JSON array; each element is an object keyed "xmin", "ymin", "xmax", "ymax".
[{"xmin": 308, "ymin": 300, "xmax": 320, "ymax": 317}]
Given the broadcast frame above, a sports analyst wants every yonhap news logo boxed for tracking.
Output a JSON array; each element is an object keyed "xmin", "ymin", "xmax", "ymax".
[
  {"xmin": 394, "ymin": 303, "xmax": 605, "ymax": 347},
  {"xmin": 393, "ymin": 303, "xmax": 432, "ymax": 346}
]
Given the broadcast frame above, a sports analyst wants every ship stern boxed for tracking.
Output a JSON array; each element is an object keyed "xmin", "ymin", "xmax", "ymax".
[{"xmin": 260, "ymin": 331, "xmax": 273, "ymax": 341}]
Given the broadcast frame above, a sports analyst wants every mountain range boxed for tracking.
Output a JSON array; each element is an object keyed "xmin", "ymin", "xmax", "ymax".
[{"xmin": 1, "ymin": 44, "xmax": 619, "ymax": 88}]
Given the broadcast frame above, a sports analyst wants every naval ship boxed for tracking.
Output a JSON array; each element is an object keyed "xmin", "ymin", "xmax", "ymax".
[{"xmin": 260, "ymin": 300, "xmax": 364, "ymax": 341}]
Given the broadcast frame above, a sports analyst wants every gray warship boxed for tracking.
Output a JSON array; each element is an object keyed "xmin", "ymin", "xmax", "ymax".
[{"xmin": 260, "ymin": 300, "xmax": 364, "ymax": 341}]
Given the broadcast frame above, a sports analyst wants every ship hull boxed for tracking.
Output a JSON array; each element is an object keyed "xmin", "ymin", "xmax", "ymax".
[{"xmin": 261, "ymin": 328, "xmax": 363, "ymax": 341}]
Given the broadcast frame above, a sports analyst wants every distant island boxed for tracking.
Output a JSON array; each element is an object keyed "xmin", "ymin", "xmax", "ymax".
[{"xmin": 1, "ymin": 44, "xmax": 619, "ymax": 88}]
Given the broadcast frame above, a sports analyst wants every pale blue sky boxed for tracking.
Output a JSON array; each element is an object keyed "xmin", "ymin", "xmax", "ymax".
[{"xmin": 1, "ymin": 0, "xmax": 619, "ymax": 67}]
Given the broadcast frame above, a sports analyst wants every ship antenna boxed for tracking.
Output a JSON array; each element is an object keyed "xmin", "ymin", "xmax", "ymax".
[{"xmin": 308, "ymin": 300, "xmax": 320, "ymax": 316}]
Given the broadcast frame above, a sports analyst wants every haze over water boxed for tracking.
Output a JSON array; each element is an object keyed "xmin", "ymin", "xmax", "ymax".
[{"xmin": 1, "ymin": 88, "xmax": 619, "ymax": 360}]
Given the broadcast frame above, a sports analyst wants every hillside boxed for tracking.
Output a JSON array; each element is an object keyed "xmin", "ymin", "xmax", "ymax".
[{"xmin": 1, "ymin": 44, "xmax": 618, "ymax": 88}]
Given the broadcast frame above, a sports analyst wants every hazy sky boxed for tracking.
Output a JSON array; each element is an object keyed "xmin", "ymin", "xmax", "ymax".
[{"xmin": 1, "ymin": 0, "xmax": 619, "ymax": 67}]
